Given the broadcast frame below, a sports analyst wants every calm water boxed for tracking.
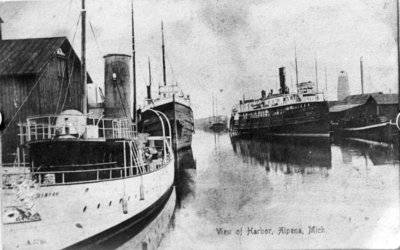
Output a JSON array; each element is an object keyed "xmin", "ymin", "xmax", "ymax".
[{"xmin": 119, "ymin": 131, "xmax": 400, "ymax": 249}]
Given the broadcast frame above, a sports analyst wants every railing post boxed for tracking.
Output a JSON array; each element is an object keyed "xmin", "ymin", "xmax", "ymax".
[
  {"xmin": 97, "ymin": 170, "xmax": 99, "ymax": 181},
  {"xmin": 129, "ymin": 142, "xmax": 133, "ymax": 176},
  {"xmin": 62, "ymin": 173, "xmax": 65, "ymax": 184},
  {"xmin": 19, "ymin": 123, "xmax": 24, "ymax": 146},
  {"xmin": 112, "ymin": 121, "xmax": 115, "ymax": 139},
  {"xmin": 102, "ymin": 120, "xmax": 105, "ymax": 139},
  {"xmin": 27, "ymin": 120, "xmax": 31, "ymax": 141},
  {"xmin": 16, "ymin": 147, "xmax": 20, "ymax": 168},
  {"xmin": 123, "ymin": 141, "xmax": 127, "ymax": 177},
  {"xmin": 34, "ymin": 123, "xmax": 38, "ymax": 140},
  {"xmin": 48, "ymin": 116, "xmax": 51, "ymax": 139}
]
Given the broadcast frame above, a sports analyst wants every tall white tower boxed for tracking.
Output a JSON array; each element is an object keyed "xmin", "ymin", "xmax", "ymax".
[{"xmin": 337, "ymin": 71, "xmax": 350, "ymax": 101}]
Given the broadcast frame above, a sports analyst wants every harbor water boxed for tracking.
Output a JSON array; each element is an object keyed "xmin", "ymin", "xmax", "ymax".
[{"xmin": 118, "ymin": 130, "xmax": 400, "ymax": 249}]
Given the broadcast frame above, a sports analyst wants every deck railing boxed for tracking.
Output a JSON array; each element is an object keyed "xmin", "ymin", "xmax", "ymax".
[
  {"xmin": 18, "ymin": 114, "xmax": 137, "ymax": 144},
  {"xmin": 2, "ymin": 157, "xmax": 170, "ymax": 188}
]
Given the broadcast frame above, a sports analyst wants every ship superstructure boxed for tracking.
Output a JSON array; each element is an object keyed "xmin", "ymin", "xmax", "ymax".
[{"xmin": 230, "ymin": 67, "xmax": 330, "ymax": 137}]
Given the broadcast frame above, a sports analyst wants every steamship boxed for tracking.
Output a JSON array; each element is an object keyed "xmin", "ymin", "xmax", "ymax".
[
  {"xmin": 209, "ymin": 94, "xmax": 227, "ymax": 132},
  {"xmin": 2, "ymin": 2, "xmax": 175, "ymax": 249},
  {"xmin": 140, "ymin": 23, "xmax": 194, "ymax": 151},
  {"xmin": 229, "ymin": 67, "xmax": 330, "ymax": 137}
]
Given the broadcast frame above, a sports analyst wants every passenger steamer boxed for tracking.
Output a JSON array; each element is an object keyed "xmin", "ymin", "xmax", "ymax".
[
  {"xmin": 2, "ymin": 1, "xmax": 175, "ymax": 249},
  {"xmin": 140, "ymin": 22, "xmax": 194, "ymax": 151},
  {"xmin": 230, "ymin": 67, "xmax": 330, "ymax": 137}
]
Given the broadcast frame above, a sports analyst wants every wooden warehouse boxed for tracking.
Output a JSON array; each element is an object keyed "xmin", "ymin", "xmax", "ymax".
[
  {"xmin": 329, "ymin": 93, "xmax": 398, "ymax": 126},
  {"xmin": 0, "ymin": 37, "xmax": 92, "ymax": 163}
]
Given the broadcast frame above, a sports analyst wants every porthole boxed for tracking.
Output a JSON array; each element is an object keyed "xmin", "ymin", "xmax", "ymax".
[
  {"xmin": 109, "ymin": 201, "xmax": 112, "ymax": 206},
  {"xmin": 97, "ymin": 203, "xmax": 100, "ymax": 209},
  {"xmin": 83, "ymin": 206, "xmax": 87, "ymax": 212}
]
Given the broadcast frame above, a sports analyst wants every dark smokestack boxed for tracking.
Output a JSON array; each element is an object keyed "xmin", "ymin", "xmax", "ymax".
[
  {"xmin": 146, "ymin": 85, "xmax": 151, "ymax": 100},
  {"xmin": 261, "ymin": 90, "xmax": 266, "ymax": 99},
  {"xmin": 0, "ymin": 17, "xmax": 3, "ymax": 40},
  {"xmin": 279, "ymin": 67, "xmax": 286, "ymax": 94}
]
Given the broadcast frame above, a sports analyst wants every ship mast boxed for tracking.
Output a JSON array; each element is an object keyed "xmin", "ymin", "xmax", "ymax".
[
  {"xmin": 131, "ymin": 0, "xmax": 137, "ymax": 123},
  {"xmin": 162, "ymin": 21, "xmax": 167, "ymax": 87},
  {"xmin": 294, "ymin": 45, "xmax": 299, "ymax": 94},
  {"xmin": 397, "ymin": 0, "xmax": 400, "ymax": 134},
  {"xmin": 360, "ymin": 57, "xmax": 364, "ymax": 94},
  {"xmin": 314, "ymin": 54, "xmax": 318, "ymax": 93},
  {"xmin": 81, "ymin": 0, "xmax": 87, "ymax": 114},
  {"xmin": 147, "ymin": 57, "xmax": 152, "ymax": 100},
  {"xmin": 212, "ymin": 94, "xmax": 215, "ymax": 121}
]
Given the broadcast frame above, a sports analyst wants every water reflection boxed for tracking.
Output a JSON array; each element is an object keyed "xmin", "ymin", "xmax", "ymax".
[
  {"xmin": 333, "ymin": 138, "xmax": 399, "ymax": 165},
  {"xmin": 174, "ymin": 148, "xmax": 197, "ymax": 209},
  {"xmin": 231, "ymin": 136, "xmax": 332, "ymax": 175},
  {"xmin": 160, "ymin": 131, "xmax": 399, "ymax": 249},
  {"xmin": 102, "ymin": 131, "xmax": 399, "ymax": 249}
]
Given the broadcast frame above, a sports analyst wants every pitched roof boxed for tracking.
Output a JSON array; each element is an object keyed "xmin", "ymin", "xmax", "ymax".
[
  {"xmin": 0, "ymin": 37, "xmax": 67, "ymax": 76},
  {"xmin": 370, "ymin": 93, "xmax": 398, "ymax": 105},
  {"xmin": 329, "ymin": 104, "xmax": 363, "ymax": 113},
  {"xmin": 329, "ymin": 92, "xmax": 398, "ymax": 113},
  {"xmin": 340, "ymin": 94, "xmax": 374, "ymax": 105},
  {"xmin": 0, "ymin": 37, "xmax": 92, "ymax": 82},
  {"xmin": 329, "ymin": 93, "xmax": 375, "ymax": 113}
]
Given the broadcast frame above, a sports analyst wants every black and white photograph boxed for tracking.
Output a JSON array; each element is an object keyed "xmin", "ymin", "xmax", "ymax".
[{"xmin": 0, "ymin": 0, "xmax": 399, "ymax": 249}]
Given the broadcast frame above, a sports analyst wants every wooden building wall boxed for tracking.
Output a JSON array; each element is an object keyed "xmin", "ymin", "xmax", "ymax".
[
  {"xmin": 377, "ymin": 104, "xmax": 397, "ymax": 121},
  {"xmin": 330, "ymin": 98, "xmax": 378, "ymax": 125},
  {"xmin": 0, "ymin": 43, "xmax": 84, "ymax": 163}
]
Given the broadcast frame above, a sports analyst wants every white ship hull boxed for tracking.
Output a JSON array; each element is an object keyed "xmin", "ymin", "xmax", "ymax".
[{"xmin": 2, "ymin": 159, "xmax": 175, "ymax": 250}]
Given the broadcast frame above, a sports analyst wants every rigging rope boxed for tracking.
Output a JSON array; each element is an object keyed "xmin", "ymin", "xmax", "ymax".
[
  {"xmin": 55, "ymin": 14, "xmax": 80, "ymax": 114},
  {"xmin": 59, "ymin": 50, "xmax": 77, "ymax": 113},
  {"xmin": 115, "ymin": 82, "xmax": 130, "ymax": 119},
  {"xmin": 88, "ymin": 18, "xmax": 103, "ymax": 57}
]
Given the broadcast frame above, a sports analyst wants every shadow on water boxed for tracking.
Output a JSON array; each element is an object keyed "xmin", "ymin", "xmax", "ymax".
[
  {"xmin": 332, "ymin": 137, "xmax": 399, "ymax": 166},
  {"xmin": 230, "ymin": 135, "xmax": 332, "ymax": 175},
  {"xmin": 174, "ymin": 147, "xmax": 197, "ymax": 210}
]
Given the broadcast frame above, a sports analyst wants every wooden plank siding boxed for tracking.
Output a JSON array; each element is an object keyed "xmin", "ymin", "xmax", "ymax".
[{"xmin": 0, "ymin": 40, "xmax": 85, "ymax": 163}]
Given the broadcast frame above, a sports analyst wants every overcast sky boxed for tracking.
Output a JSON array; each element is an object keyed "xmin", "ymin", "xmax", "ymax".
[{"xmin": 0, "ymin": 0, "xmax": 398, "ymax": 118}]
